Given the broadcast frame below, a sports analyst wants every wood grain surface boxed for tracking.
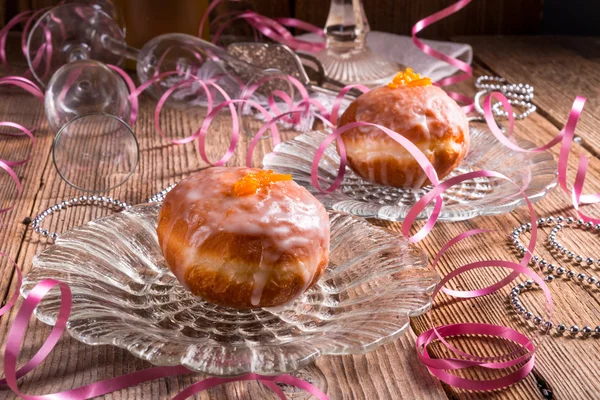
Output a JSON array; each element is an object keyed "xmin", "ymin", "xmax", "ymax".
[{"xmin": 1, "ymin": 35, "xmax": 600, "ymax": 400}]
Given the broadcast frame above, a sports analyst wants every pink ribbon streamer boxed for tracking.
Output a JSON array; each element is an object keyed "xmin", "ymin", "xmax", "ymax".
[
  {"xmin": 198, "ymin": 0, "xmax": 325, "ymax": 52},
  {"xmin": 108, "ymin": 64, "xmax": 139, "ymax": 126},
  {"xmin": 300, "ymin": 89, "xmax": 597, "ymax": 390},
  {"xmin": 412, "ymin": 0, "xmax": 474, "ymax": 113},
  {"xmin": 484, "ymin": 93, "xmax": 599, "ymax": 221},
  {"xmin": 0, "ymin": 11, "xmax": 33, "ymax": 73},
  {"xmin": 0, "ymin": 76, "xmax": 44, "ymax": 216},
  {"xmin": 0, "ymin": 69, "xmax": 328, "ymax": 398},
  {"xmin": 0, "ymin": 44, "xmax": 590, "ymax": 396}
]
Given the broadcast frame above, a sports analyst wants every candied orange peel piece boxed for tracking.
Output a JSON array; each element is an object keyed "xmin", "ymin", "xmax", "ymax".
[
  {"xmin": 387, "ymin": 68, "xmax": 432, "ymax": 89},
  {"xmin": 233, "ymin": 170, "xmax": 292, "ymax": 196}
]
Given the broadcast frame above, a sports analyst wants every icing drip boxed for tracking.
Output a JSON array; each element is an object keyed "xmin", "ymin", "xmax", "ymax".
[{"xmin": 353, "ymin": 85, "xmax": 468, "ymax": 143}]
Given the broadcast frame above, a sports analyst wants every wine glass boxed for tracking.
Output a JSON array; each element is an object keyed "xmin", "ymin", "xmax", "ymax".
[
  {"xmin": 26, "ymin": 3, "xmax": 126, "ymax": 88},
  {"xmin": 45, "ymin": 59, "xmax": 138, "ymax": 193},
  {"xmin": 313, "ymin": 0, "xmax": 400, "ymax": 86},
  {"xmin": 138, "ymin": 34, "xmax": 310, "ymax": 138},
  {"xmin": 134, "ymin": 33, "xmax": 300, "ymax": 122}
]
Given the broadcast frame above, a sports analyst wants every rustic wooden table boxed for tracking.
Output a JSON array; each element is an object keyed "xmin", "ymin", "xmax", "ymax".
[{"xmin": 0, "ymin": 35, "xmax": 599, "ymax": 399}]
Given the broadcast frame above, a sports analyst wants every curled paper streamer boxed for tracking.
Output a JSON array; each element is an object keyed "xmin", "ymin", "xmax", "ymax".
[
  {"xmin": 0, "ymin": 76, "xmax": 44, "ymax": 216},
  {"xmin": 108, "ymin": 64, "xmax": 139, "ymax": 126},
  {"xmin": 407, "ymin": 176, "xmax": 550, "ymax": 390},
  {"xmin": 302, "ymin": 91, "xmax": 592, "ymax": 390},
  {"xmin": 484, "ymin": 94, "xmax": 598, "ymax": 221},
  {"xmin": 0, "ymin": 71, "xmax": 328, "ymax": 399},
  {"xmin": 0, "ymin": 1, "xmax": 596, "ymax": 394},
  {"xmin": 412, "ymin": 0, "xmax": 474, "ymax": 113},
  {"xmin": 198, "ymin": 0, "xmax": 326, "ymax": 52},
  {"xmin": 0, "ymin": 62, "xmax": 590, "ymax": 397},
  {"xmin": 0, "ymin": 11, "xmax": 33, "ymax": 73}
]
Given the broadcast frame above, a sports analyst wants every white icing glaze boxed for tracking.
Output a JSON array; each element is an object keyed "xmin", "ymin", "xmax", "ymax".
[
  {"xmin": 353, "ymin": 85, "xmax": 468, "ymax": 144},
  {"xmin": 159, "ymin": 167, "xmax": 330, "ymax": 306}
]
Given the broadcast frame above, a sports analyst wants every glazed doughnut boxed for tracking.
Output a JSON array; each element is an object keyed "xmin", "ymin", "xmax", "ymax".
[
  {"xmin": 157, "ymin": 167, "xmax": 330, "ymax": 309},
  {"xmin": 338, "ymin": 68, "xmax": 470, "ymax": 188}
]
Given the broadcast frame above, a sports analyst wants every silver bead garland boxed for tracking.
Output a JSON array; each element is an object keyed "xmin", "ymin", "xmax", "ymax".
[
  {"xmin": 32, "ymin": 183, "xmax": 178, "ymax": 242},
  {"xmin": 509, "ymin": 216, "xmax": 600, "ymax": 337},
  {"xmin": 511, "ymin": 278, "xmax": 600, "ymax": 338},
  {"xmin": 146, "ymin": 183, "xmax": 177, "ymax": 203},
  {"xmin": 546, "ymin": 219, "xmax": 600, "ymax": 266},
  {"xmin": 474, "ymin": 76, "xmax": 536, "ymax": 120}
]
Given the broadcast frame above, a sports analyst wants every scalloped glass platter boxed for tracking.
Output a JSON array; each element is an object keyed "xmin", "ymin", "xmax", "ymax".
[
  {"xmin": 21, "ymin": 203, "xmax": 438, "ymax": 376},
  {"xmin": 262, "ymin": 124, "xmax": 558, "ymax": 221}
]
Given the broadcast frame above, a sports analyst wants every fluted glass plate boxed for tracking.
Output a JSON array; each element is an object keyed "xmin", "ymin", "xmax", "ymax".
[
  {"xmin": 21, "ymin": 203, "xmax": 437, "ymax": 376},
  {"xmin": 262, "ymin": 125, "xmax": 558, "ymax": 221}
]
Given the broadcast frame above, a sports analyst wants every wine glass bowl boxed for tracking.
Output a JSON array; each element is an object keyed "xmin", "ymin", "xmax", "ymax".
[
  {"xmin": 26, "ymin": 3, "xmax": 125, "ymax": 87},
  {"xmin": 45, "ymin": 60, "xmax": 138, "ymax": 193},
  {"xmin": 45, "ymin": 59, "xmax": 131, "ymax": 132},
  {"xmin": 136, "ymin": 33, "xmax": 298, "ymax": 109},
  {"xmin": 137, "ymin": 33, "xmax": 300, "ymax": 136},
  {"xmin": 136, "ymin": 33, "xmax": 236, "ymax": 109}
]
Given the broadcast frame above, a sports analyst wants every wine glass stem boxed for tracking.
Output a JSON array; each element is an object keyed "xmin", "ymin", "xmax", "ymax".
[
  {"xmin": 101, "ymin": 34, "xmax": 140, "ymax": 61},
  {"xmin": 122, "ymin": 45, "xmax": 141, "ymax": 62},
  {"xmin": 324, "ymin": 0, "xmax": 370, "ymax": 53},
  {"xmin": 67, "ymin": 46, "xmax": 90, "ymax": 62}
]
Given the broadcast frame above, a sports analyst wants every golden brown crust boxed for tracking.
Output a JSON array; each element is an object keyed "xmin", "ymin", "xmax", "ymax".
[
  {"xmin": 156, "ymin": 167, "xmax": 330, "ymax": 309},
  {"xmin": 338, "ymin": 85, "xmax": 469, "ymax": 188},
  {"xmin": 182, "ymin": 244, "xmax": 329, "ymax": 309}
]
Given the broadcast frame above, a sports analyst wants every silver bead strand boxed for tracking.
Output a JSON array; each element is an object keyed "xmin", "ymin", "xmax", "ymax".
[
  {"xmin": 147, "ymin": 183, "xmax": 177, "ymax": 203},
  {"xmin": 31, "ymin": 196, "xmax": 130, "ymax": 242},
  {"xmin": 510, "ymin": 219, "xmax": 600, "ymax": 284},
  {"xmin": 508, "ymin": 215, "xmax": 600, "ymax": 338},
  {"xmin": 546, "ymin": 220, "xmax": 599, "ymax": 267},
  {"xmin": 31, "ymin": 183, "xmax": 179, "ymax": 242},
  {"xmin": 510, "ymin": 278, "xmax": 598, "ymax": 338},
  {"xmin": 474, "ymin": 76, "xmax": 536, "ymax": 120}
]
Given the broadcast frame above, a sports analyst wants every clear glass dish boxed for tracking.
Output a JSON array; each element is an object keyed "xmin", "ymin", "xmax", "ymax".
[
  {"xmin": 21, "ymin": 203, "xmax": 437, "ymax": 376},
  {"xmin": 263, "ymin": 125, "xmax": 558, "ymax": 221}
]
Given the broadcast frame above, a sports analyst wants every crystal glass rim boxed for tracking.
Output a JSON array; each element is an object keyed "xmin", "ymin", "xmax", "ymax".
[{"xmin": 52, "ymin": 112, "xmax": 139, "ymax": 193}]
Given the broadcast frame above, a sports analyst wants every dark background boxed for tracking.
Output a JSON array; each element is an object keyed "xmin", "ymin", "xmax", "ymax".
[{"xmin": 2, "ymin": 0, "xmax": 598, "ymax": 38}]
